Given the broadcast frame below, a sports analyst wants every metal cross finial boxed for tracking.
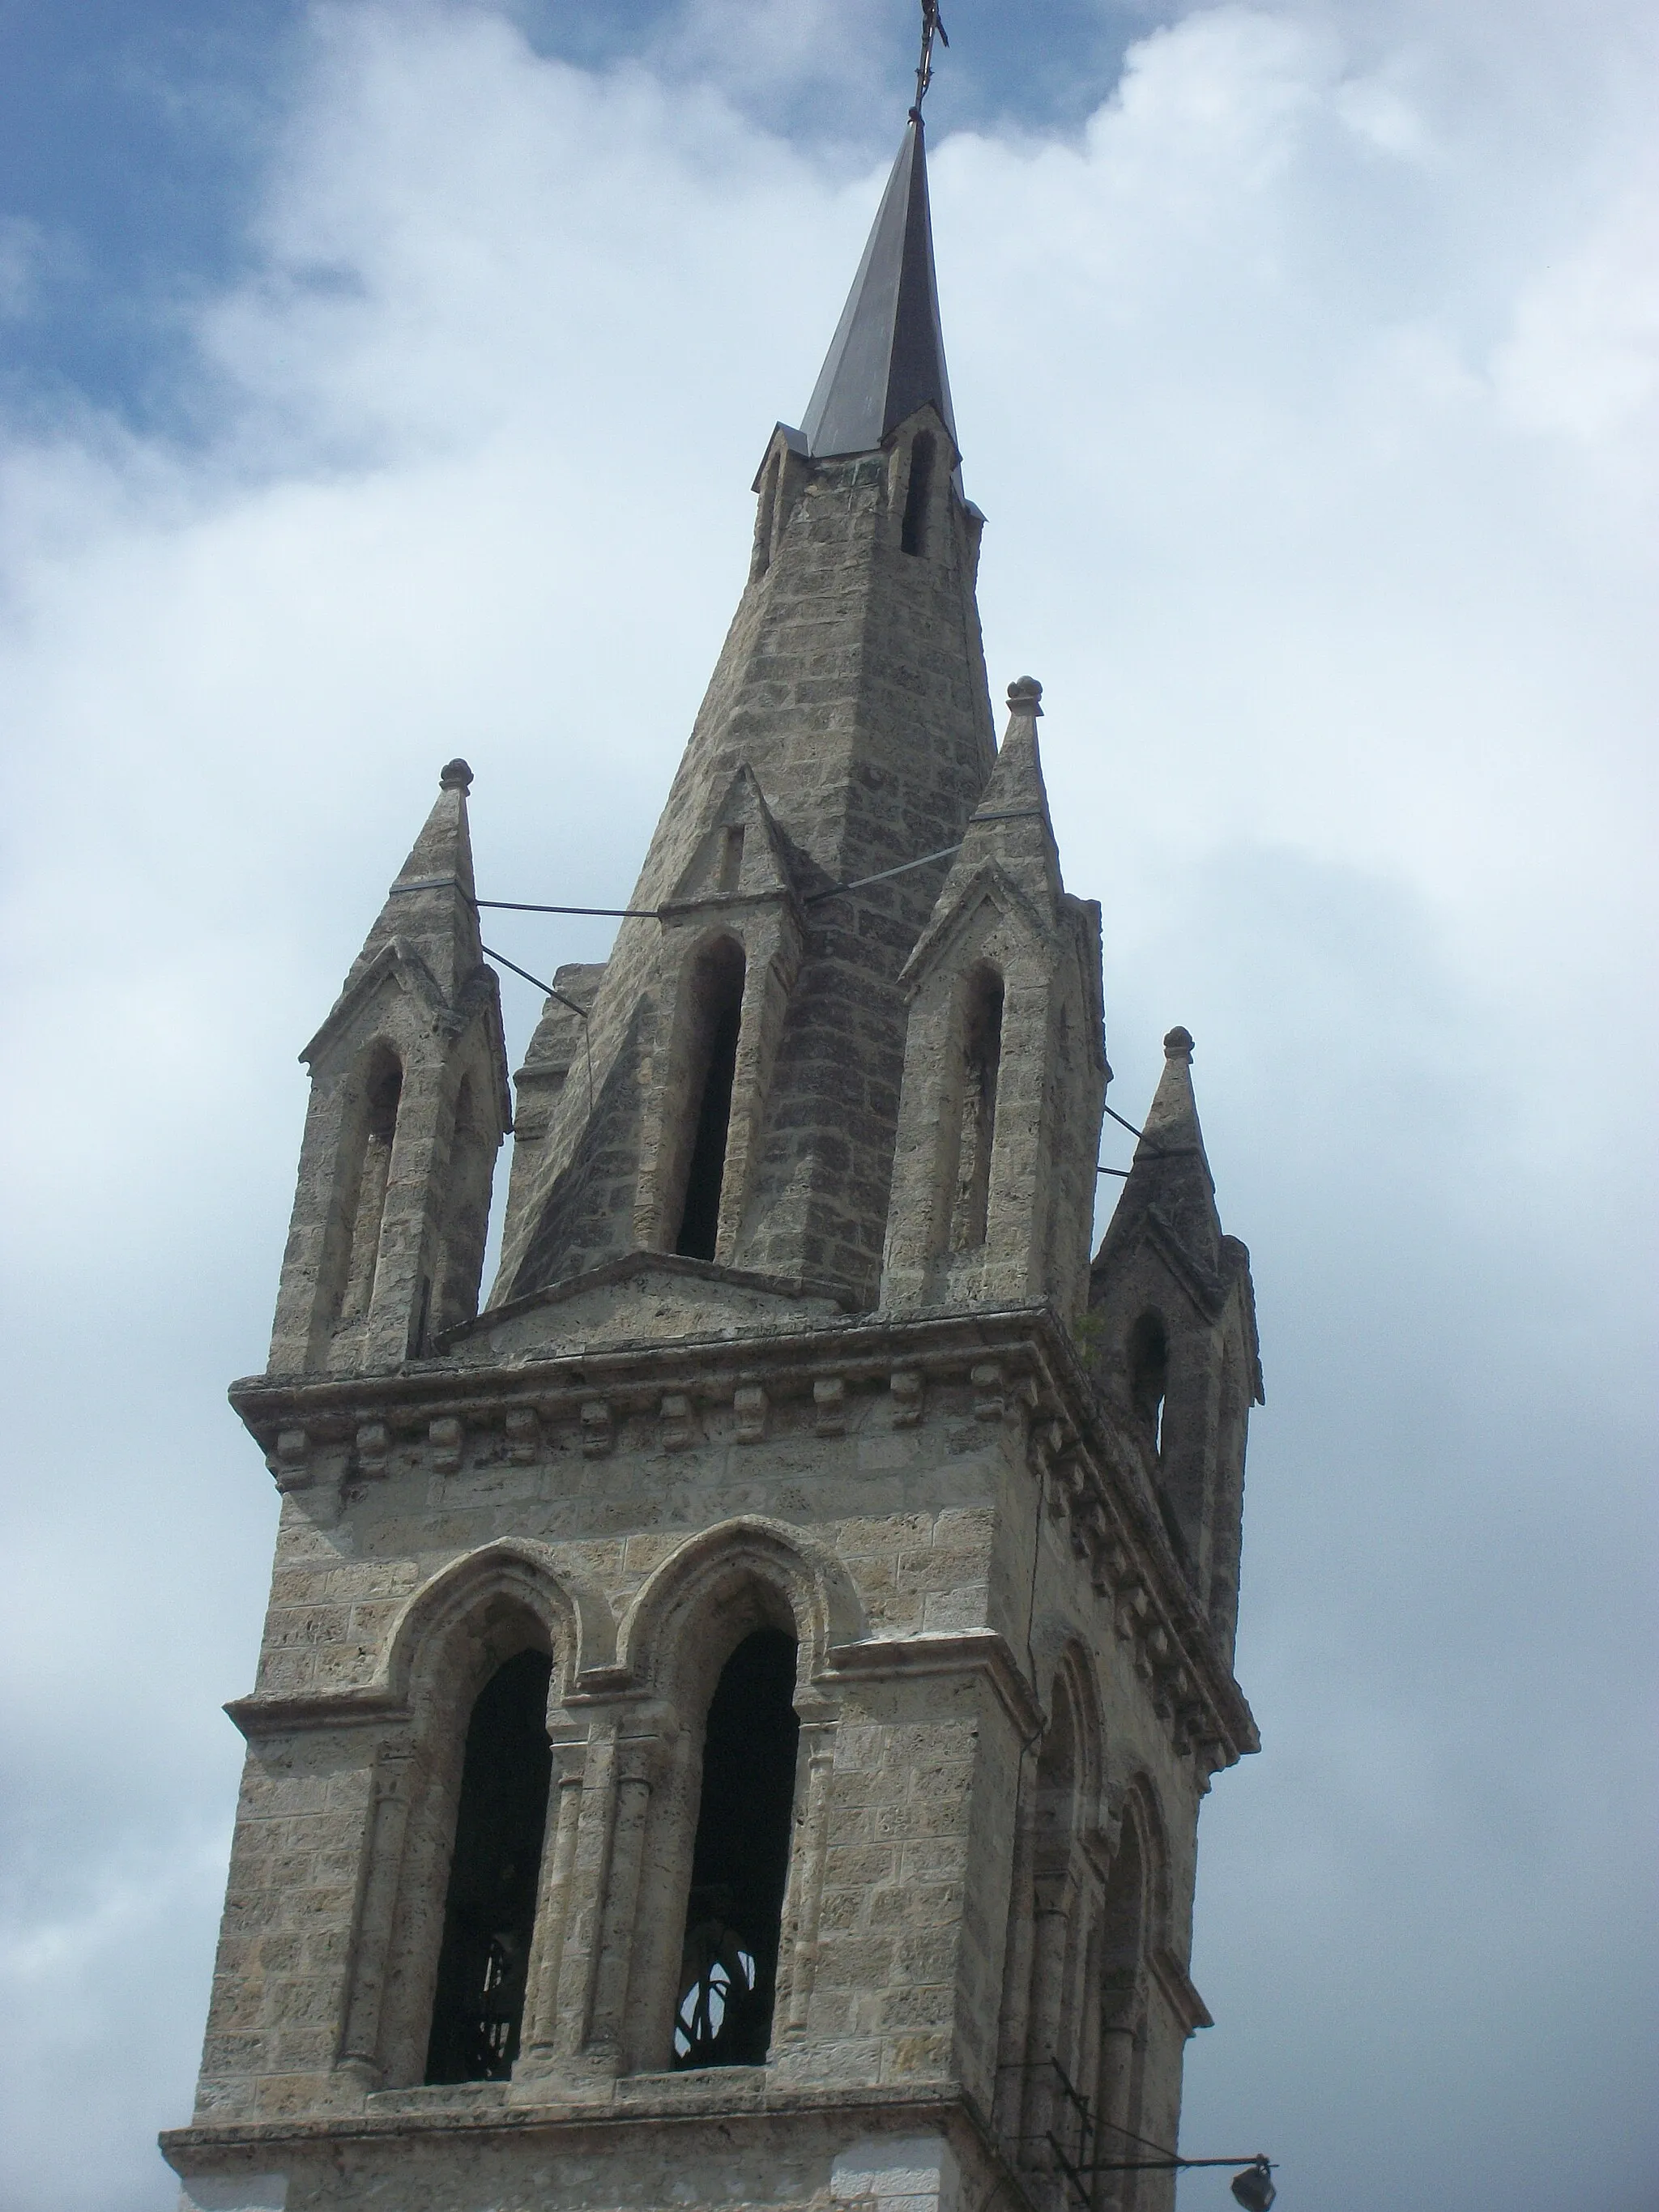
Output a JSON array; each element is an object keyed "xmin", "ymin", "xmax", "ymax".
[{"xmin": 911, "ymin": 0, "xmax": 948, "ymax": 117}]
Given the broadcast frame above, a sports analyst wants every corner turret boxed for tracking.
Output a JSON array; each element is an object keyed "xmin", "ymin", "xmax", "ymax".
[
  {"xmin": 268, "ymin": 761, "xmax": 510, "ymax": 1375},
  {"xmin": 1087, "ymin": 1027, "xmax": 1264, "ymax": 1649},
  {"xmin": 881, "ymin": 677, "xmax": 1108, "ymax": 1320}
]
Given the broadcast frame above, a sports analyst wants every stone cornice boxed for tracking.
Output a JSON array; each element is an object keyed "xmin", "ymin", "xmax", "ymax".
[
  {"xmin": 821, "ymin": 1630, "xmax": 1046, "ymax": 1742},
  {"xmin": 229, "ymin": 1302, "xmax": 1257, "ymax": 1768},
  {"xmin": 1149, "ymin": 1944, "xmax": 1215, "ymax": 2039},
  {"xmin": 224, "ymin": 1686, "xmax": 407, "ymax": 1740},
  {"xmin": 161, "ymin": 2080, "xmax": 1011, "ymax": 2167},
  {"xmin": 443, "ymin": 1248, "xmax": 854, "ymax": 1351}
]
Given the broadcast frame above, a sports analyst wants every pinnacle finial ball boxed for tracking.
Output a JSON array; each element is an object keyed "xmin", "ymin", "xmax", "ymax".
[
  {"xmin": 439, "ymin": 758, "xmax": 474, "ymax": 794},
  {"xmin": 1164, "ymin": 1025, "xmax": 1195, "ymax": 1059},
  {"xmin": 1007, "ymin": 675, "xmax": 1043, "ymax": 715}
]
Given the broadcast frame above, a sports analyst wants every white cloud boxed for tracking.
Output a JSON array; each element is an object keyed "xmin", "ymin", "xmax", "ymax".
[{"xmin": 0, "ymin": 4, "xmax": 1653, "ymax": 2208}]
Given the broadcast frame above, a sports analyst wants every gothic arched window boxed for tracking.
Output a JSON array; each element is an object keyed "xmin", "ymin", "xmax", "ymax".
[
  {"xmin": 424, "ymin": 1648, "xmax": 553, "ymax": 2085},
  {"xmin": 330, "ymin": 1042, "xmax": 403, "ymax": 1335},
  {"xmin": 672, "ymin": 1627, "xmax": 800, "ymax": 2069},
  {"xmin": 431, "ymin": 1069, "xmax": 496, "ymax": 1339},
  {"xmin": 1128, "ymin": 1310, "xmax": 1169, "ymax": 1454},
  {"xmin": 753, "ymin": 453, "xmax": 781, "ymax": 578},
  {"xmin": 1094, "ymin": 1812, "xmax": 1152, "ymax": 2206},
  {"xmin": 674, "ymin": 938, "xmax": 746, "ymax": 1263},
  {"xmin": 949, "ymin": 963, "xmax": 1004, "ymax": 1252}
]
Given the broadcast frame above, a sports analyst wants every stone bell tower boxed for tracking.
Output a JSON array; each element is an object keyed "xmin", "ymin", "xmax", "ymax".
[{"xmin": 164, "ymin": 92, "xmax": 1264, "ymax": 2212}]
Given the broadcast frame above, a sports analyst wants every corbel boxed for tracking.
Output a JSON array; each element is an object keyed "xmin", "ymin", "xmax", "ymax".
[
  {"xmin": 659, "ymin": 1393, "xmax": 697, "ymax": 1453},
  {"xmin": 355, "ymin": 1421, "xmax": 390, "ymax": 1477},
  {"xmin": 888, "ymin": 1367, "xmax": 924, "ymax": 1427},
  {"xmin": 428, "ymin": 1415, "xmax": 464, "ymax": 1474},
  {"xmin": 970, "ymin": 1361, "xmax": 1005, "ymax": 1420},
  {"xmin": 580, "ymin": 1398, "xmax": 613, "ymax": 1459},
  {"xmin": 505, "ymin": 1407, "xmax": 540, "ymax": 1464},
  {"xmin": 268, "ymin": 1426, "xmax": 312, "ymax": 1493},
  {"xmin": 733, "ymin": 1382, "xmax": 769, "ymax": 1444}
]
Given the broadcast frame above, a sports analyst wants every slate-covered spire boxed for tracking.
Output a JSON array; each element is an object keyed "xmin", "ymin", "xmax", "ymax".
[
  {"xmin": 801, "ymin": 116, "xmax": 957, "ymax": 459},
  {"xmin": 343, "ymin": 757, "xmax": 483, "ymax": 1007}
]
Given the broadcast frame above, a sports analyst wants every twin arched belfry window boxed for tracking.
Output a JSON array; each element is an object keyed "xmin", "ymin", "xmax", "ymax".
[{"xmin": 422, "ymin": 1620, "xmax": 800, "ymax": 2084}]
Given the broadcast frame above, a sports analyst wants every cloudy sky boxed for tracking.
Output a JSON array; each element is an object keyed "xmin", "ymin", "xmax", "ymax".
[{"xmin": 1, "ymin": 2, "xmax": 1654, "ymax": 2208}]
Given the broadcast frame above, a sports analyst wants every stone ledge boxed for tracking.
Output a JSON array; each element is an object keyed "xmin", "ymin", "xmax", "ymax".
[
  {"xmin": 227, "ymin": 1302, "xmax": 1257, "ymax": 1768},
  {"xmin": 163, "ymin": 2079, "xmax": 972, "ymax": 2155}
]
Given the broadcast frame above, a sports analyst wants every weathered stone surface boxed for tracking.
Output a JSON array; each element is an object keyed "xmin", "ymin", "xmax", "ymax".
[{"xmin": 168, "ymin": 117, "xmax": 1265, "ymax": 2212}]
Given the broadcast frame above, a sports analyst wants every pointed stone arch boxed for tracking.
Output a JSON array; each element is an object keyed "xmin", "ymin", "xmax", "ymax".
[
  {"xmin": 618, "ymin": 1514, "xmax": 864, "ymax": 1702},
  {"xmin": 339, "ymin": 1542, "xmax": 612, "ymax": 2094},
  {"xmin": 633, "ymin": 881, "xmax": 804, "ymax": 1268},
  {"xmin": 595, "ymin": 1519, "xmax": 864, "ymax": 2076},
  {"xmin": 883, "ymin": 870, "xmax": 1069, "ymax": 1311},
  {"xmin": 996, "ymin": 1638, "xmax": 1111, "ymax": 2175},
  {"xmin": 387, "ymin": 1538, "xmax": 616, "ymax": 1718},
  {"xmin": 1090, "ymin": 1774, "xmax": 1175, "ymax": 2206}
]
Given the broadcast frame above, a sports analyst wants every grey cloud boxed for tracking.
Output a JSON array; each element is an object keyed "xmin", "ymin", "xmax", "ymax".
[{"xmin": 0, "ymin": 6, "xmax": 1653, "ymax": 2209}]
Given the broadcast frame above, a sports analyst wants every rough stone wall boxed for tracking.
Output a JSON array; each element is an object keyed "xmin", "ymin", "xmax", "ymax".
[
  {"xmin": 498, "ymin": 411, "xmax": 997, "ymax": 1310},
  {"xmin": 500, "ymin": 962, "xmax": 605, "ymax": 1261},
  {"xmin": 173, "ymin": 1304, "xmax": 1251, "ymax": 2212},
  {"xmin": 198, "ymin": 1374, "xmax": 1011, "ymax": 2125},
  {"xmin": 173, "ymin": 2110, "xmax": 995, "ymax": 2212}
]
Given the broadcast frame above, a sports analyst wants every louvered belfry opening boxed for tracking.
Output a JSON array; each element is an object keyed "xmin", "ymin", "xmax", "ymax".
[
  {"xmin": 672, "ymin": 1628, "xmax": 800, "ymax": 2069},
  {"xmin": 424, "ymin": 1649, "xmax": 553, "ymax": 2084}
]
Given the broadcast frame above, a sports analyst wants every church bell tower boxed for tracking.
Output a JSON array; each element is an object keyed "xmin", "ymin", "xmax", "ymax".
[{"xmin": 164, "ymin": 58, "xmax": 1265, "ymax": 2212}]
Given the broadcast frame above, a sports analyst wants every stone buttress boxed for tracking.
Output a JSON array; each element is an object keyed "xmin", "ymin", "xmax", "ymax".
[{"xmin": 165, "ymin": 105, "xmax": 1269, "ymax": 2212}]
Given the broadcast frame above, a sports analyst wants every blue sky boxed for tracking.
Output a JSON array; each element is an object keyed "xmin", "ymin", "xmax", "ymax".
[
  {"xmin": 0, "ymin": 0, "xmax": 1157, "ymax": 424},
  {"xmin": 0, "ymin": 5, "xmax": 1655, "ymax": 2210}
]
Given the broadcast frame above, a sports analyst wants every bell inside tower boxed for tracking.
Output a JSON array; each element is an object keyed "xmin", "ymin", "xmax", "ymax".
[
  {"xmin": 672, "ymin": 1628, "xmax": 800, "ymax": 2069},
  {"xmin": 424, "ymin": 1648, "xmax": 554, "ymax": 2086}
]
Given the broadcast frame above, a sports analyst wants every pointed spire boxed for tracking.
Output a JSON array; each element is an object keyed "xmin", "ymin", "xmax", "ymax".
[
  {"xmin": 1137, "ymin": 1026, "xmax": 1213, "ymax": 1178},
  {"xmin": 344, "ymin": 757, "xmax": 483, "ymax": 1006},
  {"xmin": 906, "ymin": 680, "xmax": 1063, "ymax": 960},
  {"xmin": 1098, "ymin": 1023, "xmax": 1224, "ymax": 1291},
  {"xmin": 961, "ymin": 676, "xmax": 1060, "ymax": 874},
  {"xmin": 801, "ymin": 117, "xmax": 957, "ymax": 459}
]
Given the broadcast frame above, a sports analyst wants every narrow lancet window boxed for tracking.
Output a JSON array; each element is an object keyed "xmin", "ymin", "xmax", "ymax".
[
  {"xmin": 901, "ymin": 431, "xmax": 936, "ymax": 557},
  {"xmin": 335, "ymin": 1046, "xmax": 403, "ymax": 1329},
  {"xmin": 432, "ymin": 1072, "xmax": 495, "ymax": 1338},
  {"xmin": 672, "ymin": 1627, "xmax": 800, "ymax": 2069},
  {"xmin": 674, "ymin": 940, "xmax": 745, "ymax": 1262},
  {"xmin": 424, "ymin": 1648, "xmax": 553, "ymax": 2085},
  {"xmin": 753, "ymin": 454, "xmax": 780, "ymax": 578},
  {"xmin": 1128, "ymin": 1310, "xmax": 1168, "ymax": 1453},
  {"xmin": 949, "ymin": 965, "xmax": 1004, "ymax": 1251}
]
